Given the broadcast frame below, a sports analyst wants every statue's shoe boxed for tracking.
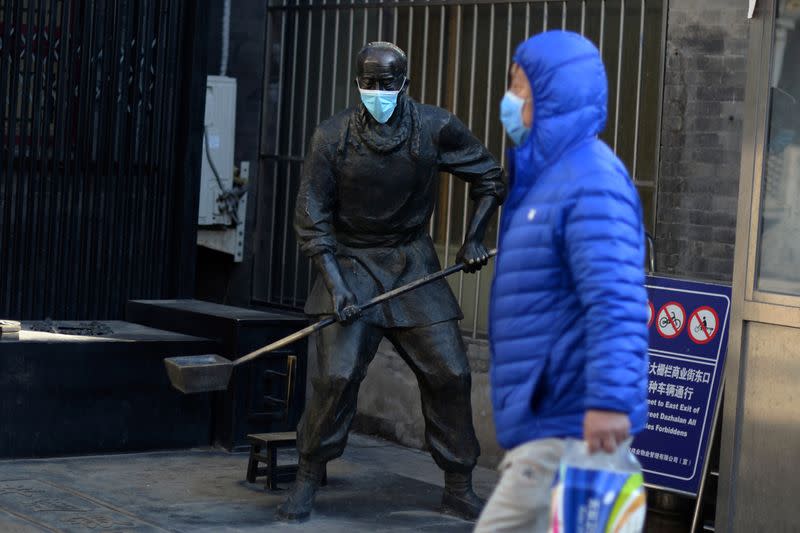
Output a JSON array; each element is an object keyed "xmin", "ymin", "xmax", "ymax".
[
  {"xmin": 441, "ymin": 472, "xmax": 485, "ymax": 520},
  {"xmin": 275, "ymin": 477, "xmax": 318, "ymax": 522},
  {"xmin": 275, "ymin": 459, "xmax": 325, "ymax": 522}
]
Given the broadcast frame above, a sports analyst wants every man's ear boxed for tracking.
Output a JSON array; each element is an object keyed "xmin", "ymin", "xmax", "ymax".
[{"xmin": 401, "ymin": 77, "xmax": 410, "ymax": 94}]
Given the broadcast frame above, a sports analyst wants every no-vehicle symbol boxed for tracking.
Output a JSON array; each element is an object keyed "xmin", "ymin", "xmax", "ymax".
[
  {"xmin": 657, "ymin": 302, "xmax": 685, "ymax": 339},
  {"xmin": 688, "ymin": 306, "xmax": 719, "ymax": 345},
  {"xmin": 647, "ymin": 301, "xmax": 655, "ymax": 328}
]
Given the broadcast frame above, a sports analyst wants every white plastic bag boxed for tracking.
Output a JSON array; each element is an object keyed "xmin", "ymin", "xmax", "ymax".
[{"xmin": 549, "ymin": 439, "xmax": 646, "ymax": 533}]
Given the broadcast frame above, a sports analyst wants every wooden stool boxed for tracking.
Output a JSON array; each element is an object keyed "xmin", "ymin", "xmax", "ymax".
[{"xmin": 246, "ymin": 432, "xmax": 327, "ymax": 490}]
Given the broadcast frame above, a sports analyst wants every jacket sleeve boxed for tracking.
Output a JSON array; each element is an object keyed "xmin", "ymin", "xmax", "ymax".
[
  {"xmin": 294, "ymin": 128, "xmax": 338, "ymax": 257},
  {"xmin": 437, "ymin": 113, "xmax": 506, "ymax": 203},
  {"xmin": 563, "ymin": 176, "xmax": 649, "ymax": 415}
]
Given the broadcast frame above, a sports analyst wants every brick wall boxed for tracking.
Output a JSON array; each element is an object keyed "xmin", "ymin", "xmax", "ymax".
[{"xmin": 655, "ymin": 1, "xmax": 749, "ymax": 282}]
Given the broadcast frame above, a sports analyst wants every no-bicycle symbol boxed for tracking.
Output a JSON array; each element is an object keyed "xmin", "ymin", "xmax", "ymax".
[
  {"xmin": 647, "ymin": 301, "xmax": 655, "ymax": 328},
  {"xmin": 688, "ymin": 306, "xmax": 719, "ymax": 345},
  {"xmin": 657, "ymin": 301, "xmax": 685, "ymax": 339}
]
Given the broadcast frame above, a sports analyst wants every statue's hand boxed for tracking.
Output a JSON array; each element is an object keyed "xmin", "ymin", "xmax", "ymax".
[
  {"xmin": 457, "ymin": 239, "xmax": 490, "ymax": 273},
  {"xmin": 332, "ymin": 285, "xmax": 361, "ymax": 325}
]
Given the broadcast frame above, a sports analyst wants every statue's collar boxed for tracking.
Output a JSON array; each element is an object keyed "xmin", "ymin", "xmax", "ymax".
[{"xmin": 353, "ymin": 96, "xmax": 413, "ymax": 154}]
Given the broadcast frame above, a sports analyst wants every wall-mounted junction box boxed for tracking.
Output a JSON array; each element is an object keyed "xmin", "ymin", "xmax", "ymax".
[{"xmin": 197, "ymin": 76, "xmax": 247, "ymax": 262}]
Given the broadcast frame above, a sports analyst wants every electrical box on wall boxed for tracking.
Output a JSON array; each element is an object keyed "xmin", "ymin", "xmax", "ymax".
[
  {"xmin": 199, "ymin": 76, "xmax": 237, "ymax": 225},
  {"xmin": 197, "ymin": 75, "xmax": 247, "ymax": 262}
]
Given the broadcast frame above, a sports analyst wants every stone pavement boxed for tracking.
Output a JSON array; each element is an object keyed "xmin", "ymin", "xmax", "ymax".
[{"xmin": 0, "ymin": 434, "xmax": 498, "ymax": 532}]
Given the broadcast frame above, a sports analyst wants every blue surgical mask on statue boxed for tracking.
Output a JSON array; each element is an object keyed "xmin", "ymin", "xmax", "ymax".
[
  {"xmin": 500, "ymin": 91, "xmax": 531, "ymax": 145},
  {"xmin": 358, "ymin": 80, "xmax": 404, "ymax": 124}
]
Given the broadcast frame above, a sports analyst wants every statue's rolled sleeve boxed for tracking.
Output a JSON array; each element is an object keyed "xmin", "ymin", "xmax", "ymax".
[
  {"xmin": 294, "ymin": 132, "xmax": 338, "ymax": 257},
  {"xmin": 437, "ymin": 114, "xmax": 507, "ymax": 204}
]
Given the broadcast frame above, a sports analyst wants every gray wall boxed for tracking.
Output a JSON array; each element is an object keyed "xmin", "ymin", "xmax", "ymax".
[{"xmin": 654, "ymin": 0, "xmax": 749, "ymax": 282}]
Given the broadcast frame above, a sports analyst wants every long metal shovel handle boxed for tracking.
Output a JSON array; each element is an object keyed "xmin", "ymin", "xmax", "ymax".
[{"xmin": 233, "ymin": 249, "xmax": 498, "ymax": 367}]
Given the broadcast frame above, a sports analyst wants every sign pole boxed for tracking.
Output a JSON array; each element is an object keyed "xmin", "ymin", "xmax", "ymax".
[{"xmin": 690, "ymin": 383, "xmax": 725, "ymax": 532}]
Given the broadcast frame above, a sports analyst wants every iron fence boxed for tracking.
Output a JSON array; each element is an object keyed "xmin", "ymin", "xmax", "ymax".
[
  {"xmin": 254, "ymin": 0, "xmax": 666, "ymax": 338},
  {"xmin": 0, "ymin": 0, "xmax": 208, "ymax": 319}
]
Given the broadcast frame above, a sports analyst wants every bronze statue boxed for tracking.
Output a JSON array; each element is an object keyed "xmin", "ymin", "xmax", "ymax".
[{"xmin": 277, "ymin": 41, "xmax": 506, "ymax": 522}]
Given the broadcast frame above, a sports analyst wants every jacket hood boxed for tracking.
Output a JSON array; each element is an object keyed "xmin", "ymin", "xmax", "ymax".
[{"xmin": 511, "ymin": 30, "xmax": 608, "ymax": 177}]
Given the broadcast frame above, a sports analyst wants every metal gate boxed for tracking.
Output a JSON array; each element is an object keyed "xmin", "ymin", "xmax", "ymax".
[
  {"xmin": 254, "ymin": 0, "xmax": 666, "ymax": 337},
  {"xmin": 0, "ymin": 0, "xmax": 208, "ymax": 320}
]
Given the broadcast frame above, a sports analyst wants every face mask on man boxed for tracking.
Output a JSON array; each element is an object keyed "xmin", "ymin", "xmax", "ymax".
[
  {"xmin": 500, "ymin": 91, "xmax": 531, "ymax": 146},
  {"xmin": 358, "ymin": 79, "xmax": 405, "ymax": 124}
]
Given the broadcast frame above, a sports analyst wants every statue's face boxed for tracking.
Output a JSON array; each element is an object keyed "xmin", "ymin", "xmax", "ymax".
[{"xmin": 356, "ymin": 48, "xmax": 406, "ymax": 91}]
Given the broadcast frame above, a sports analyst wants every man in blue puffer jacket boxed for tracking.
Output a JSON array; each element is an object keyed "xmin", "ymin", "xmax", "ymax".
[{"xmin": 475, "ymin": 31, "xmax": 649, "ymax": 532}]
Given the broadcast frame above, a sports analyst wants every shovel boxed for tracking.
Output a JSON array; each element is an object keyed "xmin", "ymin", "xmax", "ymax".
[{"xmin": 164, "ymin": 249, "xmax": 497, "ymax": 394}]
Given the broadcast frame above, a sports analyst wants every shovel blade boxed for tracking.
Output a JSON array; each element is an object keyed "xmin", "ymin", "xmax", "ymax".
[{"xmin": 164, "ymin": 354, "xmax": 234, "ymax": 394}]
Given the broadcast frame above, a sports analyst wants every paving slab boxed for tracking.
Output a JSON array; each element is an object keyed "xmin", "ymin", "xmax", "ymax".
[{"xmin": 0, "ymin": 434, "xmax": 495, "ymax": 532}]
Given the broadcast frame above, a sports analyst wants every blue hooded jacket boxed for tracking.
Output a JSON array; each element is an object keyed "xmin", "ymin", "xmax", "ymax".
[{"xmin": 489, "ymin": 31, "xmax": 649, "ymax": 450}]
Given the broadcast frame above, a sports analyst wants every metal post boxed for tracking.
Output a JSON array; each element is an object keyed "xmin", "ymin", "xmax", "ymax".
[
  {"xmin": 155, "ymin": 0, "xmax": 180, "ymax": 303},
  {"xmin": 346, "ymin": 0, "xmax": 355, "ymax": 108},
  {"xmin": 581, "ymin": 0, "xmax": 586, "ymax": 35},
  {"xmin": 691, "ymin": 387, "xmax": 725, "ymax": 533},
  {"xmin": 421, "ymin": 3, "xmax": 430, "ymax": 102},
  {"xmin": 430, "ymin": 3, "xmax": 447, "ymax": 239},
  {"xmin": 279, "ymin": 0, "xmax": 302, "ymax": 305},
  {"xmin": 393, "ymin": 1, "xmax": 399, "ymax": 42},
  {"xmin": 472, "ymin": 2, "xmax": 496, "ymax": 338},
  {"xmin": 632, "ymin": 0, "xmax": 645, "ymax": 180},
  {"xmin": 543, "ymin": 1, "xmax": 548, "ymax": 31},
  {"xmin": 363, "ymin": 4, "xmax": 369, "ymax": 48},
  {"xmin": 436, "ymin": 5, "xmax": 445, "ymax": 108},
  {"xmin": 599, "ymin": 0, "xmax": 606, "ymax": 58},
  {"xmin": 407, "ymin": 1, "xmax": 414, "ymax": 76},
  {"xmin": 378, "ymin": 0, "xmax": 384, "ymax": 40},
  {"xmin": 457, "ymin": 4, "xmax": 479, "ymax": 306},
  {"xmin": 266, "ymin": 1, "xmax": 288, "ymax": 303},
  {"xmin": 525, "ymin": 1, "xmax": 530, "ymax": 38},
  {"xmin": 442, "ymin": 5, "xmax": 462, "ymax": 269},
  {"xmin": 308, "ymin": 1, "xmax": 330, "ymax": 296},
  {"xmin": 613, "ymin": 0, "xmax": 625, "ymax": 154},
  {"xmin": 501, "ymin": 2, "xmax": 513, "ymax": 171},
  {"xmin": 496, "ymin": 1, "xmax": 512, "ymax": 251},
  {"xmin": 331, "ymin": 0, "xmax": 341, "ymax": 114},
  {"xmin": 26, "ymin": 0, "xmax": 52, "ymax": 316},
  {"xmin": 38, "ymin": 0, "xmax": 67, "ymax": 315},
  {"xmin": 293, "ymin": 0, "xmax": 316, "ymax": 306}
]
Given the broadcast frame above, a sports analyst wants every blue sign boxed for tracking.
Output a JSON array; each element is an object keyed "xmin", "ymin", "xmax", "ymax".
[{"xmin": 630, "ymin": 275, "xmax": 731, "ymax": 496}]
